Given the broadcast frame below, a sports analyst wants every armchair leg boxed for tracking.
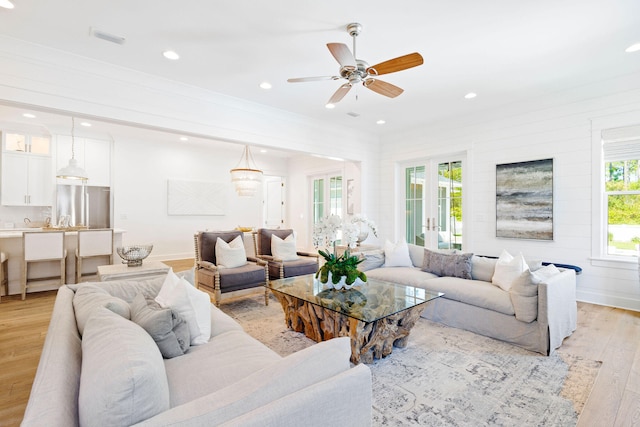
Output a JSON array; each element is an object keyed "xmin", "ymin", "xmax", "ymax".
[{"xmin": 264, "ymin": 285, "xmax": 269, "ymax": 306}]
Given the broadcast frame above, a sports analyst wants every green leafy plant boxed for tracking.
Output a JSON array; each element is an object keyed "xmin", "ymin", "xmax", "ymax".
[{"xmin": 316, "ymin": 249, "xmax": 367, "ymax": 286}]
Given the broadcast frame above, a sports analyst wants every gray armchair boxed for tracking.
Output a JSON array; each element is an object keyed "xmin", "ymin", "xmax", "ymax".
[
  {"xmin": 194, "ymin": 230, "xmax": 268, "ymax": 307},
  {"xmin": 253, "ymin": 228, "xmax": 319, "ymax": 280}
]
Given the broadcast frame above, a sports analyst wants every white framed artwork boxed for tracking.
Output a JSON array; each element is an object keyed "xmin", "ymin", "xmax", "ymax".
[{"xmin": 167, "ymin": 180, "xmax": 227, "ymax": 216}]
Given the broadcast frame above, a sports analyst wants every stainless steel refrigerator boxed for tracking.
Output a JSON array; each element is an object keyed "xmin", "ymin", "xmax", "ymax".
[{"xmin": 56, "ymin": 184, "xmax": 111, "ymax": 228}]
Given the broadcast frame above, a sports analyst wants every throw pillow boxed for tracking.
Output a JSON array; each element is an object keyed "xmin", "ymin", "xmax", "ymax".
[
  {"xmin": 271, "ymin": 233, "xmax": 299, "ymax": 261},
  {"xmin": 383, "ymin": 239, "xmax": 413, "ymax": 267},
  {"xmin": 215, "ymin": 236, "xmax": 247, "ymax": 268},
  {"xmin": 130, "ymin": 293, "xmax": 190, "ymax": 358},
  {"xmin": 421, "ymin": 249, "xmax": 473, "ymax": 279},
  {"xmin": 358, "ymin": 249, "xmax": 385, "ymax": 271},
  {"xmin": 533, "ymin": 263, "xmax": 562, "ymax": 281},
  {"xmin": 471, "ymin": 255, "xmax": 498, "ymax": 282},
  {"xmin": 156, "ymin": 270, "xmax": 211, "ymax": 345},
  {"xmin": 491, "ymin": 250, "xmax": 529, "ymax": 292},
  {"xmin": 73, "ymin": 284, "xmax": 131, "ymax": 336},
  {"xmin": 79, "ymin": 307, "xmax": 170, "ymax": 427},
  {"xmin": 509, "ymin": 269, "xmax": 540, "ymax": 323}
]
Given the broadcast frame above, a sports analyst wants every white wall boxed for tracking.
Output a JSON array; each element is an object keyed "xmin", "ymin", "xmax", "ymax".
[
  {"xmin": 379, "ymin": 71, "xmax": 640, "ymax": 311},
  {"xmin": 112, "ymin": 138, "xmax": 288, "ymax": 260}
]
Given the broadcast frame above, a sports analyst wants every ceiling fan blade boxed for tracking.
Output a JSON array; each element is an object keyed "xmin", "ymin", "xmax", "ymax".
[
  {"xmin": 363, "ymin": 79, "xmax": 404, "ymax": 98},
  {"xmin": 366, "ymin": 52, "xmax": 424, "ymax": 76},
  {"xmin": 327, "ymin": 83, "xmax": 352, "ymax": 104},
  {"xmin": 287, "ymin": 76, "xmax": 339, "ymax": 83},
  {"xmin": 327, "ymin": 43, "xmax": 356, "ymax": 70}
]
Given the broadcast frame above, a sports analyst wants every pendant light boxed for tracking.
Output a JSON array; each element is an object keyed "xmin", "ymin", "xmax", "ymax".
[
  {"xmin": 230, "ymin": 145, "xmax": 263, "ymax": 197},
  {"xmin": 56, "ymin": 117, "xmax": 88, "ymax": 181}
]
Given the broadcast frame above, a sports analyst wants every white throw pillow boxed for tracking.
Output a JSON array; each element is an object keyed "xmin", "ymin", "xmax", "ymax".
[
  {"xmin": 492, "ymin": 250, "xmax": 529, "ymax": 291},
  {"xmin": 383, "ymin": 239, "xmax": 413, "ymax": 267},
  {"xmin": 533, "ymin": 263, "xmax": 562, "ymax": 281},
  {"xmin": 271, "ymin": 233, "xmax": 299, "ymax": 261},
  {"xmin": 156, "ymin": 270, "xmax": 211, "ymax": 345},
  {"xmin": 509, "ymin": 269, "xmax": 540, "ymax": 323},
  {"xmin": 215, "ymin": 236, "xmax": 247, "ymax": 268}
]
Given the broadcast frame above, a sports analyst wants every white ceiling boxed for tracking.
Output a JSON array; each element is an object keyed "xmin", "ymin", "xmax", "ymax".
[{"xmin": 1, "ymin": 0, "xmax": 640, "ymax": 136}]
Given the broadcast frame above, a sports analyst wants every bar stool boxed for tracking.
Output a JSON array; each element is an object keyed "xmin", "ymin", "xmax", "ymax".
[
  {"xmin": 0, "ymin": 252, "xmax": 7, "ymax": 302},
  {"xmin": 22, "ymin": 231, "xmax": 66, "ymax": 300},
  {"xmin": 76, "ymin": 229, "xmax": 114, "ymax": 283}
]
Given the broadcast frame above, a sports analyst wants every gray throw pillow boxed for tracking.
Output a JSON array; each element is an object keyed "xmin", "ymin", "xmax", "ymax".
[
  {"xmin": 130, "ymin": 293, "xmax": 190, "ymax": 359},
  {"xmin": 421, "ymin": 249, "xmax": 473, "ymax": 279},
  {"xmin": 358, "ymin": 249, "xmax": 385, "ymax": 271}
]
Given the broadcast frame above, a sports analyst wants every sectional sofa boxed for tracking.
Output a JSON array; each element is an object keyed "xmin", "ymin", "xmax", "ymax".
[
  {"xmin": 362, "ymin": 243, "xmax": 578, "ymax": 355},
  {"xmin": 21, "ymin": 275, "xmax": 372, "ymax": 427}
]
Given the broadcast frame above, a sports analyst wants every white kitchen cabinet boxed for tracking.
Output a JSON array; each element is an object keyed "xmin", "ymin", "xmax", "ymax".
[
  {"xmin": 1, "ymin": 152, "xmax": 53, "ymax": 206},
  {"xmin": 56, "ymin": 136, "xmax": 111, "ymax": 187},
  {"xmin": 3, "ymin": 131, "xmax": 51, "ymax": 155}
]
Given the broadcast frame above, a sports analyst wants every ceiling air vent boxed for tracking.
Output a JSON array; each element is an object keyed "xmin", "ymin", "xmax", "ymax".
[
  {"xmin": 347, "ymin": 112, "xmax": 360, "ymax": 118},
  {"xmin": 90, "ymin": 27, "xmax": 126, "ymax": 45}
]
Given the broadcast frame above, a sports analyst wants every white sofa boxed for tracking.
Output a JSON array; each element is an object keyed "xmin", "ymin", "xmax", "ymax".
[
  {"xmin": 363, "ymin": 244, "xmax": 578, "ymax": 355},
  {"xmin": 21, "ymin": 276, "xmax": 372, "ymax": 427}
]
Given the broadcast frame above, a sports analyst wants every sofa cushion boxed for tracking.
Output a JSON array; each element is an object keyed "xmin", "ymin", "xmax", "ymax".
[
  {"xmin": 79, "ymin": 307, "xmax": 170, "ymax": 427},
  {"xmin": 383, "ymin": 239, "xmax": 413, "ymax": 267},
  {"xmin": 421, "ymin": 249, "xmax": 473, "ymax": 279},
  {"xmin": 423, "ymin": 276, "xmax": 516, "ymax": 316},
  {"xmin": 492, "ymin": 250, "xmax": 528, "ymax": 291},
  {"xmin": 156, "ymin": 270, "xmax": 211, "ymax": 345},
  {"xmin": 130, "ymin": 293, "xmax": 190, "ymax": 358},
  {"xmin": 73, "ymin": 284, "xmax": 130, "ymax": 336},
  {"xmin": 471, "ymin": 256, "xmax": 498, "ymax": 282},
  {"xmin": 365, "ymin": 266, "xmax": 437, "ymax": 287},
  {"xmin": 271, "ymin": 233, "xmax": 299, "ymax": 261},
  {"xmin": 215, "ymin": 235, "xmax": 247, "ymax": 268},
  {"xmin": 144, "ymin": 337, "xmax": 352, "ymax": 425},
  {"xmin": 164, "ymin": 329, "xmax": 281, "ymax": 407}
]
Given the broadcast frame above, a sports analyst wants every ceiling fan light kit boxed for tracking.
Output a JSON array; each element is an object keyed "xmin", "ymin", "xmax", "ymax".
[{"xmin": 288, "ymin": 22, "xmax": 424, "ymax": 106}]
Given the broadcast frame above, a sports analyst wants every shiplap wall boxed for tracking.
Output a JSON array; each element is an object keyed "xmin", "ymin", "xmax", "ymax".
[{"xmin": 379, "ymin": 73, "xmax": 640, "ymax": 310}]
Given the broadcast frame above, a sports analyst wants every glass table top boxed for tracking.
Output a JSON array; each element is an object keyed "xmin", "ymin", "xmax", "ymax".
[{"xmin": 268, "ymin": 274, "xmax": 443, "ymax": 323}]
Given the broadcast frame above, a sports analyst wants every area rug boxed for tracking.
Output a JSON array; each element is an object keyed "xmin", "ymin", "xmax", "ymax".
[{"xmin": 220, "ymin": 294, "xmax": 601, "ymax": 427}]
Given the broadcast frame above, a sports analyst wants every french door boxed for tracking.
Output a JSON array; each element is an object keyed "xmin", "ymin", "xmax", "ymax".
[{"xmin": 405, "ymin": 158, "xmax": 464, "ymax": 250}]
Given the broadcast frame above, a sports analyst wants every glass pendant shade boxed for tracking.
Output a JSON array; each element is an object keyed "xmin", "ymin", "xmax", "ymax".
[
  {"xmin": 230, "ymin": 145, "xmax": 263, "ymax": 197},
  {"xmin": 56, "ymin": 117, "xmax": 89, "ymax": 181}
]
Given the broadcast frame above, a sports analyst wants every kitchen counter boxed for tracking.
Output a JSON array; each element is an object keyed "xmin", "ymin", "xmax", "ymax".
[{"xmin": 0, "ymin": 229, "xmax": 125, "ymax": 297}]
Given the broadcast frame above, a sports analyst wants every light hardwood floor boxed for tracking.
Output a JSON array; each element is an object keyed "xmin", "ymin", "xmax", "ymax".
[{"xmin": 1, "ymin": 261, "xmax": 639, "ymax": 427}]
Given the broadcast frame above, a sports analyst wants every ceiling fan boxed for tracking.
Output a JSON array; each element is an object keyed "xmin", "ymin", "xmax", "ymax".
[{"xmin": 287, "ymin": 22, "xmax": 424, "ymax": 106}]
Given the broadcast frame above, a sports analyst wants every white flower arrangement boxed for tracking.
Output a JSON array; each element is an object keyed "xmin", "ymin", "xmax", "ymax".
[
  {"xmin": 313, "ymin": 214, "xmax": 378, "ymax": 251},
  {"xmin": 350, "ymin": 214, "xmax": 378, "ymax": 237}
]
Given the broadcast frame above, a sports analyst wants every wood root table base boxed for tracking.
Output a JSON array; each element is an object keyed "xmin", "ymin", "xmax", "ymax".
[{"xmin": 271, "ymin": 289, "xmax": 425, "ymax": 364}]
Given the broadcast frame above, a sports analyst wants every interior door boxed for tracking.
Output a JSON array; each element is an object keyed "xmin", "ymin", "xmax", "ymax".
[{"xmin": 263, "ymin": 176, "xmax": 284, "ymax": 228}]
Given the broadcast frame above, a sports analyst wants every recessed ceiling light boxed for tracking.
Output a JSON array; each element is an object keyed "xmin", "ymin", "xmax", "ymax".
[
  {"xmin": 80, "ymin": 122, "xmax": 92, "ymax": 127},
  {"xmin": 22, "ymin": 113, "xmax": 36, "ymax": 118},
  {"xmin": 0, "ymin": 1, "xmax": 15, "ymax": 9},
  {"xmin": 260, "ymin": 149, "xmax": 267, "ymax": 153},
  {"xmin": 163, "ymin": 50, "xmax": 180, "ymax": 60},
  {"xmin": 464, "ymin": 92, "xmax": 477, "ymax": 99},
  {"xmin": 325, "ymin": 103, "xmax": 335, "ymax": 109},
  {"xmin": 179, "ymin": 137, "xmax": 188, "ymax": 142},
  {"xmin": 625, "ymin": 43, "xmax": 640, "ymax": 53},
  {"xmin": 376, "ymin": 120, "xmax": 386, "ymax": 125},
  {"xmin": 259, "ymin": 82, "xmax": 272, "ymax": 90}
]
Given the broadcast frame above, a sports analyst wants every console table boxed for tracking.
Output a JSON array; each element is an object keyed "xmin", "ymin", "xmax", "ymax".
[{"xmin": 97, "ymin": 261, "xmax": 170, "ymax": 281}]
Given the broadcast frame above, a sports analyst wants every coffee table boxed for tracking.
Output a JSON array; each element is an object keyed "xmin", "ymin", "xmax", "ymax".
[
  {"xmin": 97, "ymin": 261, "xmax": 170, "ymax": 281},
  {"xmin": 268, "ymin": 274, "xmax": 443, "ymax": 364}
]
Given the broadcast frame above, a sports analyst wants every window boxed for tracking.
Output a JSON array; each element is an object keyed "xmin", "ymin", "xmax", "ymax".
[
  {"xmin": 405, "ymin": 166, "xmax": 425, "ymax": 245},
  {"xmin": 603, "ymin": 139, "xmax": 640, "ymax": 257}
]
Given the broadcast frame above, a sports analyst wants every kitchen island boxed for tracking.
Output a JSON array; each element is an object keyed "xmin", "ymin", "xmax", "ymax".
[{"xmin": 0, "ymin": 228, "xmax": 124, "ymax": 297}]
